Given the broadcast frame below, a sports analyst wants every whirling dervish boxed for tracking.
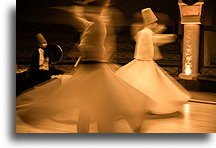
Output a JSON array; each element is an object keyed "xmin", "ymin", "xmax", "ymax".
[
  {"xmin": 16, "ymin": 0, "xmax": 152, "ymax": 133},
  {"xmin": 116, "ymin": 8, "xmax": 191, "ymax": 114}
]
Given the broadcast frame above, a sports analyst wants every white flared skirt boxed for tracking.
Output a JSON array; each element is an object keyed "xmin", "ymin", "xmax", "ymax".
[
  {"xmin": 116, "ymin": 59, "xmax": 191, "ymax": 114},
  {"xmin": 17, "ymin": 63, "xmax": 151, "ymax": 127}
]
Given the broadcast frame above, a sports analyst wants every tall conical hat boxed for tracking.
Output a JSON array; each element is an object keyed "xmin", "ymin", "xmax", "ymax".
[
  {"xmin": 141, "ymin": 8, "xmax": 158, "ymax": 25},
  {"xmin": 35, "ymin": 33, "xmax": 47, "ymax": 45}
]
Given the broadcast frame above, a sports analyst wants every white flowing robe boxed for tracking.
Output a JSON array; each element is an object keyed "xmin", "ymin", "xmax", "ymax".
[{"xmin": 116, "ymin": 27, "xmax": 191, "ymax": 114}]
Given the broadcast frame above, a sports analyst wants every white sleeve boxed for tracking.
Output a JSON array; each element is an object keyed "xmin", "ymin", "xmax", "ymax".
[{"xmin": 153, "ymin": 34, "xmax": 176, "ymax": 46}]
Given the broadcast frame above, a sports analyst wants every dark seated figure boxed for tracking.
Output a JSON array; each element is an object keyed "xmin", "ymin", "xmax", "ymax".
[{"xmin": 29, "ymin": 33, "xmax": 64, "ymax": 87}]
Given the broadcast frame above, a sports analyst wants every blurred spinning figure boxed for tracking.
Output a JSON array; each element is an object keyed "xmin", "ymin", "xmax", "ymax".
[
  {"xmin": 116, "ymin": 8, "xmax": 191, "ymax": 114},
  {"xmin": 17, "ymin": 0, "xmax": 151, "ymax": 133}
]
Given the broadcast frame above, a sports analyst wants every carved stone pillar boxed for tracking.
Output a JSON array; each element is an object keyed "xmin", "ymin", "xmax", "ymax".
[
  {"xmin": 178, "ymin": 0, "xmax": 204, "ymax": 80},
  {"xmin": 179, "ymin": 24, "xmax": 200, "ymax": 79}
]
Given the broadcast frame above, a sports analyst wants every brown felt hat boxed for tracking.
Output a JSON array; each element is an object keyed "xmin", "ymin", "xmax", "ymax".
[
  {"xmin": 35, "ymin": 33, "xmax": 47, "ymax": 45},
  {"xmin": 141, "ymin": 8, "xmax": 158, "ymax": 25}
]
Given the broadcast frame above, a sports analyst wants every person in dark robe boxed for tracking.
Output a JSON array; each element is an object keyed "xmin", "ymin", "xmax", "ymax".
[{"xmin": 29, "ymin": 33, "xmax": 63, "ymax": 87}]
